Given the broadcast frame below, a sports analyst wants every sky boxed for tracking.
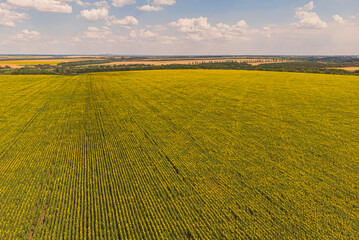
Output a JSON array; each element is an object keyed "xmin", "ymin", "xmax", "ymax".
[{"xmin": 0, "ymin": 0, "xmax": 359, "ymax": 55}]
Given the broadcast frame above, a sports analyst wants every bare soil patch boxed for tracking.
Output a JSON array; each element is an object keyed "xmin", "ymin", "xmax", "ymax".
[
  {"xmin": 0, "ymin": 64, "xmax": 23, "ymax": 68},
  {"xmin": 335, "ymin": 67, "xmax": 359, "ymax": 71},
  {"xmin": 98, "ymin": 59, "xmax": 295, "ymax": 66},
  {"xmin": 29, "ymin": 229, "xmax": 34, "ymax": 240}
]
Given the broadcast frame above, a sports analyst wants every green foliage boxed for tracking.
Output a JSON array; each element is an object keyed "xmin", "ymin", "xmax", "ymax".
[
  {"xmin": 57, "ymin": 58, "xmax": 118, "ymax": 67},
  {"xmin": 303, "ymin": 56, "xmax": 359, "ymax": 63},
  {"xmin": 11, "ymin": 67, "xmax": 55, "ymax": 75},
  {"xmin": 255, "ymin": 62, "xmax": 358, "ymax": 75},
  {"xmin": 0, "ymin": 70, "xmax": 358, "ymax": 239},
  {"xmin": 3, "ymin": 59, "xmax": 359, "ymax": 76}
]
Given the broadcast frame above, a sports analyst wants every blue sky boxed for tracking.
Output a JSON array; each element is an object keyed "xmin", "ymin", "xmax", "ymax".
[{"xmin": 0, "ymin": 0, "xmax": 359, "ymax": 55}]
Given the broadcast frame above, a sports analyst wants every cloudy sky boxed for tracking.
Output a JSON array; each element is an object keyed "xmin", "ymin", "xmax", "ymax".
[{"xmin": 0, "ymin": 0, "xmax": 359, "ymax": 55}]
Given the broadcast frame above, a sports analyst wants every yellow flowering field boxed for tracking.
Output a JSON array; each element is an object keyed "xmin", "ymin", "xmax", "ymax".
[{"xmin": 0, "ymin": 70, "xmax": 358, "ymax": 239}]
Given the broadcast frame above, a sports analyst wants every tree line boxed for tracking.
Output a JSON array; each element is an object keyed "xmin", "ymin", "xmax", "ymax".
[{"xmin": 1, "ymin": 61, "xmax": 358, "ymax": 76}]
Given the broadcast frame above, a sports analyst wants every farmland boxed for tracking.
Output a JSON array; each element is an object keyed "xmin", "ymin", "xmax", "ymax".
[
  {"xmin": 0, "ymin": 70, "xmax": 358, "ymax": 239},
  {"xmin": 0, "ymin": 59, "xmax": 101, "ymax": 68},
  {"xmin": 335, "ymin": 67, "xmax": 359, "ymax": 72},
  {"xmin": 87, "ymin": 58, "xmax": 296, "ymax": 67}
]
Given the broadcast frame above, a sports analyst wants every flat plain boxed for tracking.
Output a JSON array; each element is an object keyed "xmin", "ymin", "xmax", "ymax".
[
  {"xmin": 0, "ymin": 70, "xmax": 358, "ymax": 239},
  {"xmin": 95, "ymin": 59, "xmax": 295, "ymax": 66},
  {"xmin": 0, "ymin": 59, "xmax": 101, "ymax": 68}
]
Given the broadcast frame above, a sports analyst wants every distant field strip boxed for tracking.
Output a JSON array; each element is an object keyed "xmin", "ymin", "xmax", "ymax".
[
  {"xmin": 0, "ymin": 70, "xmax": 358, "ymax": 239},
  {"xmin": 93, "ymin": 59, "xmax": 295, "ymax": 66},
  {"xmin": 0, "ymin": 59, "xmax": 96, "ymax": 68},
  {"xmin": 335, "ymin": 67, "xmax": 359, "ymax": 71}
]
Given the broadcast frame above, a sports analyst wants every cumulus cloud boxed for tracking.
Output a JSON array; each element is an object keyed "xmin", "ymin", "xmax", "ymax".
[
  {"xmin": 6, "ymin": 0, "xmax": 72, "ymax": 14},
  {"xmin": 111, "ymin": 16, "xmax": 138, "ymax": 27},
  {"xmin": 299, "ymin": 1, "xmax": 314, "ymax": 11},
  {"xmin": 170, "ymin": 17, "xmax": 210, "ymax": 33},
  {"xmin": 9, "ymin": 29, "xmax": 40, "ymax": 41},
  {"xmin": 78, "ymin": 6, "xmax": 138, "ymax": 29},
  {"xmin": 129, "ymin": 28, "xmax": 176, "ymax": 45},
  {"xmin": 333, "ymin": 15, "xmax": 345, "ymax": 25},
  {"xmin": 74, "ymin": 0, "xmax": 88, "ymax": 7},
  {"xmin": 93, "ymin": 0, "xmax": 109, "ymax": 8},
  {"xmin": 130, "ymin": 29, "xmax": 156, "ymax": 39},
  {"xmin": 2, "ymin": 0, "xmax": 358, "ymax": 55},
  {"xmin": 78, "ymin": 8, "xmax": 108, "ymax": 22},
  {"xmin": 82, "ymin": 26, "xmax": 113, "ymax": 41},
  {"xmin": 137, "ymin": 5, "xmax": 163, "ymax": 12},
  {"xmin": 153, "ymin": 0, "xmax": 175, "ymax": 5},
  {"xmin": 74, "ymin": 26, "xmax": 174, "ymax": 46},
  {"xmin": 170, "ymin": 17, "xmax": 251, "ymax": 41},
  {"xmin": 293, "ymin": 1, "xmax": 327, "ymax": 28},
  {"xmin": 137, "ymin": 0, "xmax": 175, "ymax": 12},
  {"xmin": 0, "ymin": 6, "xmax": 28, "ymax": 27},
  {"xmin": 111, "ymin": 0, "xmax": 135, "ymax": 8},
  {"xmin": 74, "ymin": 25, "xmax": 174, "ymax": 46}
]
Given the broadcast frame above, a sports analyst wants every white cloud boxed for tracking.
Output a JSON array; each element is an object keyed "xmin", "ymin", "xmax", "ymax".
[
  {"xmin": 0, "ymin": 7, "xmax": 28, "ymax": 27},
  {"xmin": 111, "ymin": 0, "xmax": 135, "ymax": 8},
  {"xmin": 93, "ymin": 0, "xmax": 109, "ymax": 8},
  {"xmin": 82, "ymin": 26, "xmax": 113, "ymax": 40},
  {"xmin": 2, "ymin": 0, "xmax": 359, "ymax": 55},
  {"xmin": 74, "ymin": 0, "xmax": 87, "ymax": 7},
  {"xmin": 6, "ymin": 0, "xmax": 72, "ymax": 14},
  {"xmin": 153, "ymin": 0, "xmax": 175, "ymax": 5},
  {"xmin": 137, "ymin": 0, "xmax": 174, "ymax": 11},
  {"xmin": 333, "ymin": 15, "xmax": 345, "ymax": 25},
  {"xmin": 78, "ymin": 8, "xmax": 108, "ymax": 22},
  {"xmin": 293, "ymin": 1, "xmax": 327, "ymax": 29},
  {"xmin": 129, "ymin": 28, "xmax": 176, "ymax": 44},
  {"xmin": 170, "ymin": 17, "xmax": 210, "ymax": 33},
  {"xmin": 9, "ymin": 29, "xmax": 40, "ymax": 41},
  {"xmin": 130, "ymin": 29, "xmax": 156, "ymax": 39},
  {"xmin": 170, "ymin": 17, "xmax": 251, "ymax": 41},
  {"xmin": 300, "ymin": 1, "xmax": 314, "ymax": 11},
  {"xmin": 74, "ymin": 25, "xmax": 174, "ymax": 46},
  {"xmin": 78, "ymin": 7, "xmax": 138, "ymax": 28},
  {"xmin": 137, "ymin": 5, "xmax": 163, "ymax": 12},
  {"xmin": 112, "ymin": 16, "xmax": 138, "ymax": 27}
]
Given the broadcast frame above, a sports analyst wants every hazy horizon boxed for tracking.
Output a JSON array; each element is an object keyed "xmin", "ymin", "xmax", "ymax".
[{"xmin": 1, "ymin": 54, "xmax": 359, "ymax": 57}]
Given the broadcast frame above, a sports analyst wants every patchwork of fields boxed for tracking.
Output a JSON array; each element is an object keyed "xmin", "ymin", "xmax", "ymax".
[
  {"xmin": 0, "ymin": 70, "xmax": 358, "ymax": 239},
  {"xmin": 0, "ymin": 59, "xmax": 97, "ymax": 68}
]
